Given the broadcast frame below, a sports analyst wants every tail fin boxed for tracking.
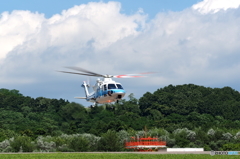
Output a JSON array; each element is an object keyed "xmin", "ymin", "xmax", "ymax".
[{"xmin": 81, "ymin": 81, "xmax": 90, "ymax": 97}]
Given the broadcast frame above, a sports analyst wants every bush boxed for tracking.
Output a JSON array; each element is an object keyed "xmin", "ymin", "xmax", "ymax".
[
  {"xmin": 35, "ymin": 136, "xmax": 56, "ymax": 152},
  {"xmin": 68, "ymin": 137, "xmax": 89, "ymax": 152},
  {"xmin": 0, "ymin": 138, "xmax": 13, "ymax": 152},
  {"xmin": 222, "ymin": 143, "xmax": 240, "ymax": 151},
  {"xmin": 10, "ymin": 136, "xmax": 34, "ymax": 152},
  {"xmin": 97, "ymin": 130, "xmax": 123, "ymax": 151}
]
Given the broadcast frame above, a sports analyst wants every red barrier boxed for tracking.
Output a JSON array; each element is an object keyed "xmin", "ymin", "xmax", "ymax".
[{"xmin": 125, "ymin": 137, "xmax": 166, "ymax": 151}]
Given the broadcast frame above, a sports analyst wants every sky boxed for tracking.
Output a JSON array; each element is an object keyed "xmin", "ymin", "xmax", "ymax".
[
  {"xmin": 1, "ymin": 0, "xmax": 240, "ymax": 106},
  {"xmin": 0, "ymin": 0, "xmax": 201, "ymax": 19}
]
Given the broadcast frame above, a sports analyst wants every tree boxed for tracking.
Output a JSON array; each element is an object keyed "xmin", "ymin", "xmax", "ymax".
[{"xmin": 97, "ymin": 130, "xmax": 123, "ymax": 151}]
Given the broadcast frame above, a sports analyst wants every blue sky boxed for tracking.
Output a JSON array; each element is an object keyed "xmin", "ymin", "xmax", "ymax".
[
  {"xmin": 1, "ymin": 0, "xmax": 240, "ymax": 106},
  {"xmin": 0, "ymin": 0, "xmax": 200, "ymax": 19}
]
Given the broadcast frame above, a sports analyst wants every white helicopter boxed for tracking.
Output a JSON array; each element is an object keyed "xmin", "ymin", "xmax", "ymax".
[{"xmin": 59, "ymin": 67, "xmax": 152, "ymax": 106}]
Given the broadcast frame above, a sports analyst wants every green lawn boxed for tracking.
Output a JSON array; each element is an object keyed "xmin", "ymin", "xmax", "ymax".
[{"xmin": 0, "ymin": 153, "xmax": 239, "ymax": 159}]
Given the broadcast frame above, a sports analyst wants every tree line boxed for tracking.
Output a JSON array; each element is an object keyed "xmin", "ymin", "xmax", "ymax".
[
  {"xmin": 0, "ymin": 128, "xmax": 240, "ymax": 152},
  {"xmin": 0, "ymin": 84, "xmax": 240, "ymax": 151}
]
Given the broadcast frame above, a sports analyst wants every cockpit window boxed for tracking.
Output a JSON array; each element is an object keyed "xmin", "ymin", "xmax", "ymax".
[
  {"xmin": 116, "ymin": 84, "xmax": 123, "ymax": 89},
  {"xmin": 108, "ymin": 84, "xmax": 116, "ymax": 89}
]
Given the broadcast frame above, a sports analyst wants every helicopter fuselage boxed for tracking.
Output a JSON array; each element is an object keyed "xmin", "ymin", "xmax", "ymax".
[{"xmin": 80, "ymin": 78, "xmax": 126, "ymax": 105}]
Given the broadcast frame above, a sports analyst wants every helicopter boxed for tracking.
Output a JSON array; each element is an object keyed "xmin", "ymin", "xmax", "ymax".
[{"xmin": 59, "ymin": 67, "xmax": 152, "ymax": 106}]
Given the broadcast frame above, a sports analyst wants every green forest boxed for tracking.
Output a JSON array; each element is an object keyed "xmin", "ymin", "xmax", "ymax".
[{"xmin": 0, "ymin": 84, "xmax": 240, "ymax": 152}]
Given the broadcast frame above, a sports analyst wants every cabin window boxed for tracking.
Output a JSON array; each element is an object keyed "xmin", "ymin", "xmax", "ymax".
[
  {"xmin": 116, "ymin": 84, "xmax": 123, "ymax": 89},
  {"xmin": 108, "ymin": 84, "xmax": 116, "ymax": 89}
]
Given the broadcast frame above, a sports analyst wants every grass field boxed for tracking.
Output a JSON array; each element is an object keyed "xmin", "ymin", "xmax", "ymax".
[{"xmin": 0, "ymin": 153, "xmax": 239, "ymax": 159}]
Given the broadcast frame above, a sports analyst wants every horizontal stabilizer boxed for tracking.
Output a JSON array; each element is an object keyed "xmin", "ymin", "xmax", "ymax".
[{"xmin": 74, "ymin": 97, "xmax": 86, "ymax": 99}]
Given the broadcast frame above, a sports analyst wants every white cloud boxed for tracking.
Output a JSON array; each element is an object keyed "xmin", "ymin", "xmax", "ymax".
[
  {"xmin": 192, "ymin": 0, "xmax": 240, "ymax": 14},
  {"xmin": 47, "ymin": 1, "xmax": 145, "ymax": 50},
  {"xmin": 0, "ymin": 10, "xmax": 45, "ymax": 59},
  {"xmin": 1, "ymin": 1, "xmax": 240, "ymax": 105}
]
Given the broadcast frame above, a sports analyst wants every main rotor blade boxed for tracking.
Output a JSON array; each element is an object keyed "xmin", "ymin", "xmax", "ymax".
[
  {"xmin": 113, "ymin": 72, "xmax": 156, "ymax": 78},
  {"xmin": 58, "ymin": 71, "xmax": 103, "ymax": 77},
  {"xmin": 65, "ymin": 67, "xmax": 103, "ymax": 77}
]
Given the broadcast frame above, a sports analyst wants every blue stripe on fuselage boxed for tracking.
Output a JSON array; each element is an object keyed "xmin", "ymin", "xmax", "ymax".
[
  {"xmin": 95, "ymin": 89, "xmax": 125, "ymax": 98},
  {"xmin": 111, "ymin": 89, "xmax": 126, "ymax": 94}
]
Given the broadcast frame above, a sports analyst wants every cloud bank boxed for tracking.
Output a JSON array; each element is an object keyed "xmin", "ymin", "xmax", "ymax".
[
  {"xmin": 193, "ymin": 0, "xmax": 240, "ymax": 14},
  {"xmin": 1, "ymin": 0, "xmax": 240, "ymax": 105}
]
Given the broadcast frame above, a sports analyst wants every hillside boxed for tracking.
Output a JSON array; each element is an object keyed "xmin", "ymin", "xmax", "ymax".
[
  {"xmin": 1, "ymin": 84, "xmax": 240, "ymax": 136},
  {"xmin": 0, "ymin": 84, "xmax": 240, "ymax": 151}
]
